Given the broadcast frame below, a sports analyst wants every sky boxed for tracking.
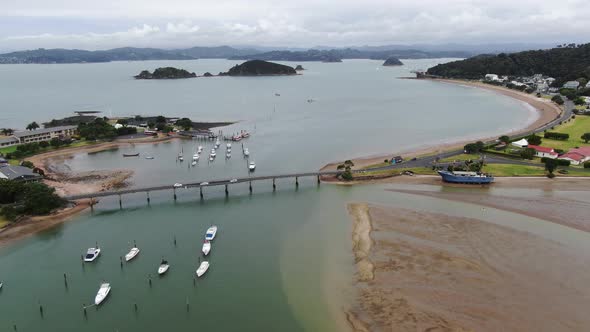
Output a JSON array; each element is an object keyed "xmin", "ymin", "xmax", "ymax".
[{"xmin": 1, "ymin": 0, "xmax": 589, "ymax": 51}]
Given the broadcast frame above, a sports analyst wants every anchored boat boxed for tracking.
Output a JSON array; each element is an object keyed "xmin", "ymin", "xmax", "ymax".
[
  {"xmin": 196, "ymin": 261, "xmax": 210, "ymax": 277},
  {"xmin": 205, "ymin": 226, "xmax": 218, "ymax": 241},
  {"xmin": 202, "ymin": 240, "xmax": 211, "ymax": 256},
  {"xmin": 125, "ymin": 247, "xmax": 140, "ymax": 262},
  {"xmin": 158, "ymin": 259, "xmax": 170, "ymax": 275},
  {"xmin": 248, "ymin": 161, "xmax": 256, "ymax": 171},
  {"xmin": 94, "ymin": 282, "xmax": 111, "ymax": 305},
  {"xmin": 123, "ymin": 153, "xmax": 139, "ymax": 157},
  {"xmin": 437, "ymin": 170, "xmax": 494, "ymax": 184},
  {"xmin": 84, "ymin": 248, "xmax": 101, "ymax": 262}
]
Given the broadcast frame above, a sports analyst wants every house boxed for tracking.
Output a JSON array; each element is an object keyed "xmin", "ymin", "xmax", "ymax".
[
  {"xmin": 0, "ymin": 165, "xmax": 42, "ymax": 182},
  {"xmin": 563, "ymin": 81, "xmax": 580, "ymax": 89},
  {"xmin": 511, "ymin": 138, "xmax": 528, "ymax": 148},
  {"xmin": 558, "ymin": 147, "xmax": 590, "ymax": 165},
  {"xmin": 527, "ymin": 145, "xmax": 558, "ymax": 158},
  {"xmin": 12, "ymin": 125, "xmax": 77, "ymax": 144},
  {"xmin": 0, "ymin": 136, "xmax": 19, "ymax": 147},
  {"xmin": 494, "ymin": 142, "xmax": 507, "ymax": 150},
  {"xmin": 485, "ymin": 74, "xmax": 499, "ymax": 81}
]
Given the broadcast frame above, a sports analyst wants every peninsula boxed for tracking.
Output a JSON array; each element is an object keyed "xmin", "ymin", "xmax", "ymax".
[
  {"xmin": 220, "ymin": 60, "xmax": 297, "ymax": 76},
  {"xmin": 134, "ymin": 67, "xmax": 197, "ymax": 79},
  {"xmin": 382, "ymin": 56, "xmax": 403, "ymax": 66}
]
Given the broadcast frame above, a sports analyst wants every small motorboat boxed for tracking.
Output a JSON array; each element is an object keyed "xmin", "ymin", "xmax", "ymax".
[
  {"xmin": 241, "ymin": 131, "xmax": 250, "ymax": 138},
  {"xmin": 249, "ymin": 161, "xmax": 256, "ymax": 171},
  {"xmin": 191, "ymin": 161, "xmax": 197, "ymax": 166},
  {"xmin": 196, "ymin": 261, "xmax": 210, "ymax": 277},
  {"xmin": 209, "ymin": 156, "xmax": 214, "ymax": 162},
  {"xmin": 243, "ymin": 148, "xmax": 250, "ymax": 157},
  {"xmin": 84, "ymin": 248, "xmax": 101, "ymax": 262},
  {"xmin": 202, "ymin": 240, "xmax": 211, "ymax": 256},
  {"xmin": 94, "ymin": 282, "xmax": 111, "ymax": 306},
  {"xmin": 158, "ymin": 259, "xmax": 170, "ymax": 275},
  {"xmin": 125, "ymin": 247, "xmax": 140, "ymax": 262},
  {"xmin": 197, "ymin": 145, "xmax": 203, "ymax": 152},
  {"xmin": 226, "ymin": 153, "xmax": 231, "ymax": 159},
  {"xmin": 178, "ymin": 156, "xmax": 184, "ymax": 162},
  {"xmin": 193, "ymin": 154, "xmax": 199, "ymax": 161},
  {"xmin": 205, "ymin": 225, "xmax": 218, "ymax": 241},
  {"xmin": 0, "ymin": 281, "xmax": 3, "ymax": 290},
  {"xmin": 145, "ymin": 156, "xmax": 154, "ymax": 160},
  {"xmin": 123, "ymin": 153, "xmax": 139, "ymax": 157},
  {"xmin": 210, "ymin": 149, "xmax": 216, "ymax": 157},
  {"xmin": 226, "ymin": 143, "xmax": 231, "ymax": 149}
]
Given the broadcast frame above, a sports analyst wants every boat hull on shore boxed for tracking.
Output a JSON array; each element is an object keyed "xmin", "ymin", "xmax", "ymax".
[{"xmin": 437, "ymin": 170, "xmax": 494, "ymax": 184}]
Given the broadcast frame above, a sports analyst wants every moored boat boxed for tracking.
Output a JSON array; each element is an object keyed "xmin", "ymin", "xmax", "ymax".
[
  {"xmin": 202, "ymin": 240, "xmax": 211, "ymax": 256},
  {"xmin": 145, "ymin": 156, "xmax": 154, "ymax": 160},
  {"xmin": 84, "ymin": 248, "xmax": 101, "ymax": 262},
  {"xmin": 205, "ymin": 225, "xmax": 218, "ymax": 241},
  {"xmin": 196, "ymin": 261, "xmax": 210, "ymax": 277},
  {"xmin": 193, "ymin": 154, "xmax": 199, "ymax": 160},
  {"xmin": 248, "ymin": 161, "xmax": 256, "ymax": 171},
  {"xmin": 123, "ymin": 153, "xmax": 140, "ymax": 157},
  {"xmin": 94, "ymin": 282, "xmax": 111, "ymax": 305},
  {"xmin": 243, "ymin": 148, "xmax": 250, "ymax": 157},
  {"xmin": 437, "ymin": 170, "xmax": 494, "ymax": 184},
  {"xmin": 125, "ymin": 247, "xmax": 140, "ymax": 262},
  {"xmin": 158, "ymin": 259, "xmax": 170, "ymax": 275}
]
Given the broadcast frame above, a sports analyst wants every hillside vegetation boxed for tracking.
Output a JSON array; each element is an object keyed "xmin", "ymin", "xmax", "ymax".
[{"xmin": 427, "ymin": 44, "xmax": 590, "ymax": 86}]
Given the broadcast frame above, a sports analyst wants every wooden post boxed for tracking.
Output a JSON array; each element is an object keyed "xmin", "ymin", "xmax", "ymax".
[
  {"xmin": 200, "ymin": 186, "xmax": 203, "ymax": 199},
  {"xmin": 295, "ymin": 176, "xmax": 299, "ymax": 187},
  {"xmin": 173, "ymin": 188, "xmax": 177, "ymax": 201},
  {"xmin": 118, "ymin": 194, "xmax": 122, "ymax": 209},
  {"xmin": 317, "ymin": 175, "xmax": 321, "ymax": 185},
  {"xmin": 225, "ymin": 184, "xmax": 228, "ymax": 196},
  {"xmin": 272, "ymin": 178, "xmax": 276, "ymax": 191},
  {"xmin": 249, "ymin": 181, "xmax": 252, "ymax": 193},
  {"xmin": 146, "ymin": 192, "xmax": 150, "ymax": 204}
]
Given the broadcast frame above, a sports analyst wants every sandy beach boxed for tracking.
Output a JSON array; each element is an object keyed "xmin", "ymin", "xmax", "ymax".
[
  {"xmin": 322, "ymin": 79, "xmax": 562, "ymax": 171},
  {"xmin": 347, "ymin": 203, "xmax": 590, "ymax": 331}
]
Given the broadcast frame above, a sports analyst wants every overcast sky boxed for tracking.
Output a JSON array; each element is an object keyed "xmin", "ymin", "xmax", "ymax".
[{"xmin": 1, "ymin": 0, "xmax": 589, "ymax": 51}]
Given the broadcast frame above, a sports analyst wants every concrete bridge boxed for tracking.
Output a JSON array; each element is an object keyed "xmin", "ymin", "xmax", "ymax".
[{"xmin": 64, "ymin": 171, "xmax": 341, "ymax": 202}]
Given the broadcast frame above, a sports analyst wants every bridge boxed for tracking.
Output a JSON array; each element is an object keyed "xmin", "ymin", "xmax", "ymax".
[{"xmin": 64, "ymin": 171, "xmax": 341, "ymax": 202}]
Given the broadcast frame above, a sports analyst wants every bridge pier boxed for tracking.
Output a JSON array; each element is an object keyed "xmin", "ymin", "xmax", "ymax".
[
  {"xmin": 118, "ymin": 194, "xmax": 122, "ymax": 209},
  {"xmin": 147, "ymin": 192, "xmax": 150, "ymax": 204},
  {"xmin": 90, "ymin": 198, "xmax": 95, "ymax": 212},
  {"xmin": 249, "ymin": 181, "xmax": 252, "ymax": 193},
  {"xmin": 272, "ymin": 178, "xmax": 276, "ymax": 191},
  {"xmin": 225, "ymin": 184, "xmax": 229, "ymax": 196},
  {"xmin": 200, "ymin": 186, "xmax": 204, "ymax": 199},
  {"xmin": 173, "ymin": 188, "xmax": 177, "ymax": 201},
  {"xmin": 295, "ymin": 176, "xmax": 299, "ymax": 188},
  {"xmin": 317, "ymin": 175, "xmax": 321, "ymax": 185}
]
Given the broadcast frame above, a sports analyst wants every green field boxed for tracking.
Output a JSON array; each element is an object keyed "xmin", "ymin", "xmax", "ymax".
[
  {"xmin": 541, "ymin": 115, "xmax": 590, "ymax": 151},
  {"xmin": 0, "ymin": 145, "xmax": 17, "ymax": 155},
  {"xmin": 439, "ymin": 153, "xmax": 481, "ymax": 163},
  {"xmin": 0, "ymin": 215, "xmax": 9, "ymax": 228},
  {"xmin": 0, "ymin": 139, "xmax": 96, "ymax": 161}
]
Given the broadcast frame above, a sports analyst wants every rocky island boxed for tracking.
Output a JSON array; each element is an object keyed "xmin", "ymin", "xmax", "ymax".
[
  {"xmin": 382, "ymin": 57, "xmax": 404, "ymax": 66},
  {"xmin": 134, "ymin": 67, "xmax": 197, "ymax": 79},
  {"xmin": 220, "ymin": 60, "xmax": 297, "ymax": 76},
  {"xmin": 295, "ymin": 65, "xmax": 305, "ymax": 71}
]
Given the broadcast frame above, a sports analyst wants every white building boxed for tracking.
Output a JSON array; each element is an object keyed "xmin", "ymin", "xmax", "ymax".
[
  {"xmin": 485, "ymin": 74, "xmax": 499, "ymax": 81},
  {"xmin": 563, "ymin": 81, "xmax": 580, "ymax": 89},
  {"xmin": 12, "ymin": 125, "xmax": 77, "ymax": 144}
]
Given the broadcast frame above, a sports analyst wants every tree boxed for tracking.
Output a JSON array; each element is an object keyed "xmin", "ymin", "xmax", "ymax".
[
  {"xmin": 527, "ymin": 134, "xmax": 542, "ymax": 145},
  {"xmin": 20, "ymin": 161, "xmax": 34, "ymax": 168},
  {"xmin": 1, "ymin": 128, "xmax": 14, "ymax": 136},
  {"xmin": 39, "ymin": 141, "xmax": 49, "ymax": 148},
  {"xmin": 573, "ymin": 97, "xmax": 586, "ymax": 105},
  {"xmin": 116, "ymin": 119, "xmax": 129, "ymax": 126},
  {"xmin": 499, "ymin": 135, "xmax": 510, "ymax": 144},
  {"xmin": 156, "ymin": 115, "xmax": 167, "ymax": 123},
  {"xmin": 520, "ymin": 147, "xmax": 536, "ymax": 160},
  {"xmin": 50, "ymin": 138, "xmax": 62, "ymax": 148},
  {"xmin": 464, "ymin": 141, "xmax": 485, "ymax": 154},
  {"xmin": 175, "ymin": 118, "xmax": 193, "ymax": 131},
  {"xmin": 20, "ymin": 182, "xmax": 66, "ymax": 215},
  {"xmin": 26, "ymin": 121, "xmax": 39, "ymax": 131},
  {"xmin": 551, "ymin": 95, "xmax": 564, "ymax": 105},
  {"xmin": 582, "ymin": 133, "xmax": 590, "ymax": 143}
]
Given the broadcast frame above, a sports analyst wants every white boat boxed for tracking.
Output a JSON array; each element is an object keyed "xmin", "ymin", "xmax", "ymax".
[
  {"xmin": 196, "ymin": 261, "xmax": 210, "ymax": 277},
  {"xmin": 202, "ymin": 241, "xmax": 211, "ymax": 256},
  {"xmin": 226, "ymin": 143, "xmax": 231, "ymax": 149},
  {"xmin": 145, "ymin": 156, "xmax": 154, "ymax": 160},
  {"xmin": 249, "ymin": 161, "xmax": 256, "ymax": 171},
  {"xmin": 210, "ymin": 149, "xmax": 216, "ymax": 157},
  {"xmin": 125, "ymin": 247, "xmax": 140, "ymax": 262},
  {"xmin": 178, "ymin": 156, "xmax": 184, "ymax": 162},
  {"xmin": 209, "ymin": 156, "xmax": 214, "ymax": 162},
  {"xmin": 84, "ymin": 248, "xmax": 101, "ymax": 262},
  {"xmin": 191, "ymin": 161, "xmax": 197, "ymax": 166},
  {"xmin": 193, "ymin": 154, "xmax": 199, "ymax": 160},
  {"xmin": 0, "ymin": 282, "xmax": 3, "ymax": 290},
  {"xmin": 94, "ymin": 282, "xmax": 111, "ymax": 305},
  {"xmin": 197, "ymin": 145, "xmax": 203, "ymax": 152},
  {"xmin": 226, "ymin": 153, "xmax": 231, "ymax": 158},
  {"xmin": 205, "ymin": 225, "xmax": 218, "ymax": 241},
  {"xmin": 243, "ymin": 148, "xmax": 250, "ymax": 157},
  {"xmin": 215, "ymin": 139, "xmax": 221, "ymax": 145},
  {"xmin": 158, "ymin": 260, "xmax": 170, "ymax": 275}
]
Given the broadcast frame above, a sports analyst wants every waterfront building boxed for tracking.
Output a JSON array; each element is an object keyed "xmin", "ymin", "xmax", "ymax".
[
  {"xmin": 12, "ymin": 125, "xmax": 77, "ymax": 144},
  {"xmin": 0, "ymin": 164, "xmax": 42, "ymax": 182},
  {"xmin": 558, "ymin": 147, "xmax": 590, "ymax": 165},
  {"xmin": 563, "ymin": 81, "xmax": 580, "ymax": 89},
  {"xmin": 527, "ymin": 145, "xmax": 558, "ymax": 158},
  {"xmin": 0, "ymin": 136, "xmax": 19, "ymax": 148}
]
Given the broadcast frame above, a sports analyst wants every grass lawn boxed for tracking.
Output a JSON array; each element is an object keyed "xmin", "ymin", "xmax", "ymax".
[
  {"xmin": 541, "ymin": 115, "xmax": 590, "ymax": 151},
  {"xmin": 0, "ymin": 139, "xmax": 97, "ymax": 162},
  {"xmin": 483, "ymin": 163, "xmax": 590, "ymax": 177},
  {"xmin": 439, "ymin": 153, "xmax": 481, "ymax": 163},
  {"xmin": 0, "ymin": 145, "xmax": 17, "ymax": 155},
  {"xmin": 355, "ymin": 167, "xmax": 437, "ymax": 178}
]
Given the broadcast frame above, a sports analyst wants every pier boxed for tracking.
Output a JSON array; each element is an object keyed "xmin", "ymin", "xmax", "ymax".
[{"xmin": 64, "ymin": 171, "xmax": 338, "ymax": 201}]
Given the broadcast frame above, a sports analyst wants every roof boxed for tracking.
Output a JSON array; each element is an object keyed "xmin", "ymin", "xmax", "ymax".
[
  {"xmin": 559, "ymin": 152, "xmax": 585, "ymax": 162},
  {"xmin": 569, "ymin": 147, "xmax": 590, "ymax": 157},
  {"xmin": 511, "ymin": 138, "xmax": 528, "ymax": 147},
  {"xmin": 527, "ymin": 145, "xmax": 555, "ymax": 153},
  {"xmin": 0, "ymin": 137, "xmax": 19, "ymax": 144},
  {"xmin": 13, "ymin": 125, "xmax": 77, "ymax": 138},
  {"xmin": 0, "ymin": 165, "xmax": 42, "ymax": 181}
]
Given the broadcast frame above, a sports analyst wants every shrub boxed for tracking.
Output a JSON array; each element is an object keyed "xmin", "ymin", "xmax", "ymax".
[
  {"xmin": 464, "ymin": 141, "xmax": 485, "ymax": 154},
  {"xmin": 520, "ymin": 148, "xmax": 536, "ymax": 160},
  {"xmin": 527, "ymin": 134, "xmax": 542, "ymax": 145},
  {"xmin": 551, "ymin": 95, "xmax": 564, "ymax": 105},
  {"xmin": 39, "ymin": 141, "xmax": 49, "ymax": 148},
  {"xmin": 20, "ymin": 160, "xmax": 34, "ymax": 168},
  {"xmin": 547, "ymin": 172, "xmax": 556, "ymax": 178},
  {"xmin": 582, "ymin": 133, "xmax": 590, "ymax": 143},
  {"xmin": 544, "ymin": 132, "xmax": 569, "ymax": 140},
  {"xmin": 584, "ymin": 161, "xmax": 590, "ymax": 169},
  {"xmin": 540, "ymin": 157, "xmax": 570, "ymax": 166}
]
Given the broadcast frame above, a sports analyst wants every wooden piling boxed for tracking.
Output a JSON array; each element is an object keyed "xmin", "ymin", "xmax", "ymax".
[
  {"xmin": 273, "ymin": 178, "xmax": 276, "ymax": 191},
  {"xmin": 146, "ymin": 192, "xmax": 150, "ymax": 204},
  {"xmin": 249, "ymin": 182, "xmax": 252, "ymax": 193},
  {"xmin": 225, "ymin": 184, "xmax": 228, "ymax": 196},
  {"xmin": 295, "ymin": 176, "xmax": 299, "ymax": 187},
  {"xmin": 118, "ymin": 194, "xmax": 122, "ymax": 209}
]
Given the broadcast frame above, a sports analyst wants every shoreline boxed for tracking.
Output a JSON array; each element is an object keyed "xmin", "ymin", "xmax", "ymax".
[{"xmin": 321, "ymin": 78, "xmax": 563, "ymax": 172}]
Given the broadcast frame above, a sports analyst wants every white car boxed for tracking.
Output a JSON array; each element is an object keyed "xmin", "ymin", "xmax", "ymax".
[
  {"xmin": 229, "ymin": 179, "xmax": 238, "ymax": 183},
  {"xmin": 173, "ymin": 183, "xmax": 183, "ymax": 188},
  {"xmin": 200, "ymin": 182, "xmax": 209, "ymax": 186}
]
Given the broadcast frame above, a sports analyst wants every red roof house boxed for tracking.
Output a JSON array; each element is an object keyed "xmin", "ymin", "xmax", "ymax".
[{"xmin": 527, "ymin": 145, "xmax": 558, "ymax": 158}]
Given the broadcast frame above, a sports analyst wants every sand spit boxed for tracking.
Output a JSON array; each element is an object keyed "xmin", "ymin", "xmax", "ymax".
[{"xmin": 347, "ymin": 204, "xmax": 590, "ymax": 331}]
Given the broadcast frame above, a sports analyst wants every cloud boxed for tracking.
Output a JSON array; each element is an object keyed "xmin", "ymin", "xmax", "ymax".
[{"xmin": 1, "ymin": 0, "xmax": 590, "ymax": 51}]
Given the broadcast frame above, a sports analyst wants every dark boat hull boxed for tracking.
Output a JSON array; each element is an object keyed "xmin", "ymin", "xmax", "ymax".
[
  {"xmin": 437, "ymin": 171, "xmax": 494, "ymax": 184},
  {"xmin": 123, "ymin": 153, "xmax": 140, "ymax": 157}
]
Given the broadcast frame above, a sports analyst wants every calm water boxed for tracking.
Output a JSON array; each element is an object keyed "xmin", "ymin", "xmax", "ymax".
[{"xmin": 0, "ymin": 59, "xmax": 549, "ymax": 331}]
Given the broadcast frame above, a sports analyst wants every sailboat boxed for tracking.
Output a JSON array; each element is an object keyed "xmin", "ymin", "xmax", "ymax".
[{"xmin": 178, "ymin": 147, "xmax": 184, "ymax": 161}]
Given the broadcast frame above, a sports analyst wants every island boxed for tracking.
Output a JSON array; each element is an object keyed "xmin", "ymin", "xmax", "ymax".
[
  {"xmin": 295, "ymin": 65, "xmax": 305, "ymax": 71},
  {"xmin": 202, "ymin": 72, "xmax": 213, "ymax": 77},
  {"xmin": 220, "ymin": 60, "xmax": 297, "ymax": 76},
  {"xmin": 134, "ymin": 67, "xmax": 197, "ymax": 79},
  {"xmin": 382, "ymin": 57, "xmax": 404, "ymax": 66}
]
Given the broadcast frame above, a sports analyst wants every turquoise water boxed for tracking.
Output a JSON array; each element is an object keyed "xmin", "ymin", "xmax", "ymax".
[{"xmin": 0, "ymin": 59, "xmax": 545, "ymax": 331}]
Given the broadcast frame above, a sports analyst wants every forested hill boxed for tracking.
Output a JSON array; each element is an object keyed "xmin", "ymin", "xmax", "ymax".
[{"xmin": 427, "ymin": 43, "xmax": 590, "ymax": 85}]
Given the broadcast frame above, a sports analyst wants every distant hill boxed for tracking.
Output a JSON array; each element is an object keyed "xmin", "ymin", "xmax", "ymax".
[
  {"xmin": 221, "ymin": 60, "xmax": 297, "ymax": 76},
  {"xmin": 427, "ymin": 44, "xmax": 590, "ymax": 86}
]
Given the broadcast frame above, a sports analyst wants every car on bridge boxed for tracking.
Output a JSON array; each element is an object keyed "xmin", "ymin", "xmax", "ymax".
[
  {"xmin": 173, "ymin": 183, "xmax": 183, "ymax": 188},
  {"xmin": 200, "ymin": 182, "xmax": 209, "ymax": 186},
  {"xmin": 229, "ymin": 179, "xmax": 238, "ymax": 183}
]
